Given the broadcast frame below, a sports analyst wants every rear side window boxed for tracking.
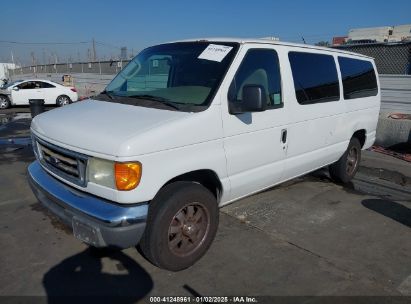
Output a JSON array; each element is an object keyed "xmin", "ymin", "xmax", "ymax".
[
  {"xmin": 288, "ymin": 52, "xmax": 339, "ymax": 105},
  {"xmin": 229, "ymin": 49, "xmax": 282, "ymax": 108},
  {"xmin": 40, "ymin": 82, "xmax": 55, "ymax": 88},
  {"xmin": 338, "ymin": 57, "xmax": 378, "ymax": 99}
]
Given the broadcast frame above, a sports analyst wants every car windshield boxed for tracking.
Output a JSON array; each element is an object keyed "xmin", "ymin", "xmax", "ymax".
[
  {"xmin": 3, "ymin": 80, "xmax": 22, "ymax": 89},
  {"xmin": 100, "ymin": 42, "xmax": 239, "ymax": 112}
]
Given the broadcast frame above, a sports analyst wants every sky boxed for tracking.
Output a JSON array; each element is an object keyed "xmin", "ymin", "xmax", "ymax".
[{"xmin": 2, "ymin": 0, "xmax": 411, "ymax": 65}]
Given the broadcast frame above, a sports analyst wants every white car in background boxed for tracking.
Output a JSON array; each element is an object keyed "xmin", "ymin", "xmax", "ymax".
[{"xmin": 0, "ymin": 79, "xmax": 78, "ymax": 109}]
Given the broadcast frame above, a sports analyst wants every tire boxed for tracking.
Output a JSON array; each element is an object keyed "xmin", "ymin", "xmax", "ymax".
[
  {"xmin": 329, "ymin": 137, "xmax": 361, "ymax": 184},
  {"xmin": 56, "ymin": 95, "xmax": 71, "ymax": 107},
  {"xmin": 0, "ymin": 95, "xmax": 10, "ymax": 109},
  {"xmin": 139, "ymin": 181, "xmax": 219, "ymax": 271}
]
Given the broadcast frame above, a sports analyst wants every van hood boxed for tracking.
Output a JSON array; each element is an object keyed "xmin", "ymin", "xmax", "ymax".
[{"xmin": 31, "ymin": 99, "xmax": 191, "ymax": 157}]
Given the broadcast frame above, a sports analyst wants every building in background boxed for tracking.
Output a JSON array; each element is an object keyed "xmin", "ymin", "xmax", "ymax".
[
  {"xmin": 390, "ymin": 24, "xmax": 411, "ymax": 42},
  {"xmin": 332, "ymin": 36, "xmax": 348, "ymax": 46},
  {"xmin": 0, "ymin": 63, "xmax": 17, "ymax": 86},
  {"xmin": 333, "ymin": 24, "xmax": 411, "ymax": 46},
  {"xmin": 120, "ymin": 47, "xmax": 128, "ymax": 60},
  {"xmin": 348, "ymin": 26, "xmax": 393, "ymax": 43}
]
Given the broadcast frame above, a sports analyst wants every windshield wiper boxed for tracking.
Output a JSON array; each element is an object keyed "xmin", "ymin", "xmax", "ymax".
[
  {"xmin": 99, "ymin": 90, "xmax": 114, "ymax": 100},
  {"xmin": 129, "ymin": 94, "xmax": 180, "ymax": 110}
]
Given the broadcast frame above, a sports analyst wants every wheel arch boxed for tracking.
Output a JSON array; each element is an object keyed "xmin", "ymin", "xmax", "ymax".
[
  {"xmin": 56, "ymin": 94, "xmax": 71, "ymax": 104},
  {"xmin": 352, "ymin": 129, "xmax": 366, "ymax": 148},
  {"xmin": 0, "ymin": 94, "xmax": 11, "ymax": 108},
  {"xmin": 162, "ymin": 169, "xmax": 223, "ymax": 203}
]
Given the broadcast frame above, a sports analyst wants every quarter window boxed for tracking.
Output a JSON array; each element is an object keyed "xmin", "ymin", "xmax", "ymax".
[
  {"xmin": 229, "ymin": 49, "xmax": 282, "ymax": 108},
  {"xmin": 40, "ymin": 82, "xmax": 56, "ymax": 88},
  {"xmin": 338, "ymin": 57, "xmax": 378, "ymax": 99},
  {"xmin": 288, "ymin": 52, "xmax": 340, "ymax": 104}
]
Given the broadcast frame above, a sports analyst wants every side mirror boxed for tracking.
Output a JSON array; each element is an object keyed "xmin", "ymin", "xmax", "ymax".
[
  {"xmin": 12, "ymin": 86, "xmax": 19, "ymax": 91},
  {"xmin": 229, "ymin": 84, "xmax": 267, "ymax": 114}
]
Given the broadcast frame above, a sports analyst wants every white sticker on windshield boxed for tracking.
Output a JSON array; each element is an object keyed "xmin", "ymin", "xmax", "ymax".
[{"xmin": 198, "ymin": 44, "xmax": 233, "ymax": 62}]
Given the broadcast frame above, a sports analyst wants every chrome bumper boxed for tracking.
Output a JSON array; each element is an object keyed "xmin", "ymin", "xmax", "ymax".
[{"xmin": 27, "ymin": 161, "xmax": 148, "ymax": 248}]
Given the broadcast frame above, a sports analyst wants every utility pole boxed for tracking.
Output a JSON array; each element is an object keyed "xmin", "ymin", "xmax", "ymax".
[
  {"xmin": 31, "ymin": 52, "xmax": 37, "ymax": 76},
  {"xmin": 10, "ymin": 51, "xmax": 15, "ymax": 66},
  {"xmin": 10, "ymin": 51, "xmax": 15, "ymax": 78},
  {"xmin": 92, "ymin": 38, "xmax": 97, "ymax": 62},
  {"xmin": 53, "ymin": 52, "xmax": 58, "ymax": 74},
  {"xmin": 42, "ymin": 48, "xmax": 46, "ymax": 65}
]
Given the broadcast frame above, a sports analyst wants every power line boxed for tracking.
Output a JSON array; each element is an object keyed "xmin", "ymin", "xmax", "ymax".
[
  {"xmin": 94, "ymin": 41, "xmax": 122, "ymax": 50},
  {"xmin": 0, "ymin": 40, "xmax": 90, "ymax": 45}
]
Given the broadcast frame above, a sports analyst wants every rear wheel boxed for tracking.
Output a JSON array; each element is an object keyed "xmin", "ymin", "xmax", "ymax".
[
  {"xmin": 329, "ymin": 137, "xmax": 361, "ymax": 183},
  {"xmin": 56, "ymin": 95, "xmax": 71, "ymax": 107},
  {"xmin": 0, "ymin": 95, "xmax": 10, "ymax": 109},
  {"xmin": 139, "ymin": 181, "xmax": 219, "ymax": 271}
]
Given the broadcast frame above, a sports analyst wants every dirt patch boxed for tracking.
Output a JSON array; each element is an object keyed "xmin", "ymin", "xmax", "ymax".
[
  {"xmin": 30, "ymin": 202, "xmax": 72, "ymax": 235},
  {"xmin": 359, "ymin": 166, "xmax": 411, "ymax": 186}
]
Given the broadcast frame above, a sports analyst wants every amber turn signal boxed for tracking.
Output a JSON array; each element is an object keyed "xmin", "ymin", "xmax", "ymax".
[{"xmin": 114, "ymin": 162, "xmax": 142, "ymax": 191}]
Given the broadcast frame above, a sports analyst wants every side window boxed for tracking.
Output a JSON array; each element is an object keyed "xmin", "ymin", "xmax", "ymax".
[
  {"xmin": 229, "ymin": 49, "xmax": 282, "ymax": 108},
  {"xmin": 288, "ymin": 52, "xmax": 340, "ymax": 105},
  {"xmin": 338, "ymin": 57, "xmax": 378, "ymax": 99},
  {"xmin": 40, "ymin": 82, "xmax": 56, "ymax": 88},
  {"xmin": 18, "ymin": 81, "xmax": 36, "ymax": 90}
]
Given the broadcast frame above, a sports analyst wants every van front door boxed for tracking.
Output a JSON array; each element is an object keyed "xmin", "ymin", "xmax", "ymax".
[{"xmin": 221, "ymin": 47, "xmax": 288, "ymax": 202}]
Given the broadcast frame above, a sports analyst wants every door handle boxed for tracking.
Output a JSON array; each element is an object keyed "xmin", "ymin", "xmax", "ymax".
[{"xmin": 281, "ymin": 129, "xmax": 287, "ymax": 144}]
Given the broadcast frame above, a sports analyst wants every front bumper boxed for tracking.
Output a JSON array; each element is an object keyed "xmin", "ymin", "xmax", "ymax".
[{"xmin": 27, "ymin": 161, "xmax": 148, "ymax": 248}]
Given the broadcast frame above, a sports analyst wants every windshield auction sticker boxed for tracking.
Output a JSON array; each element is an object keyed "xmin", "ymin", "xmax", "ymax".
[{"xmin": 198, "ymin": 44, "xmax": 233, "ymax": 62}]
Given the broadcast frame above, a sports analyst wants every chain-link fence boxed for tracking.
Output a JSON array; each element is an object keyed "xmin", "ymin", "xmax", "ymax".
[
  {"xmin": 9, "ymin": 42, "xmax": 411, "ymax": 77},
  {"xmin": 8, "ymin": 60, "xmax": 130, "ymax": 78},
  {"xmin": 333, "ymin": 42, "xmax": 411, "ymax": 75}
]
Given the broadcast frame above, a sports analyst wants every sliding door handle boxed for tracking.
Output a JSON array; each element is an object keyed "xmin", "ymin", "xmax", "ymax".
[{"xmin": 281, "ymin": 129, "xmax": 287, "ymax": 144}]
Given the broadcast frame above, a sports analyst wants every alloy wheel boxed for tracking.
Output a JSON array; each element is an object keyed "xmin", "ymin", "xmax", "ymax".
[
  {"xmin": 168, "ymin": 202, "xmax": 210, "ymax": 257},
  {"xmin": 346, "ymin": 146, "xmax": 359, "ymax": 175}
]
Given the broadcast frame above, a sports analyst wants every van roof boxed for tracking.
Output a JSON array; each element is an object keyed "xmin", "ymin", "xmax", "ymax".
[{"xmin": 171, "ymin": 37, "xmax": 374, "ymax": 59}]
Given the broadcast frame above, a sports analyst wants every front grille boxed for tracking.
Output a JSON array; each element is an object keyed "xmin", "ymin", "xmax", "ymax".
[{"xmin": 33, "ymin": 136, "xmax": 88, "ymax": 187}]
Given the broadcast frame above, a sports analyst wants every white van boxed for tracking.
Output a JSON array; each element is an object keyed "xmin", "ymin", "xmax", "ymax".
[{"xmin": 28, "ymin": 38, "xmax": 380, "ymax": 271}]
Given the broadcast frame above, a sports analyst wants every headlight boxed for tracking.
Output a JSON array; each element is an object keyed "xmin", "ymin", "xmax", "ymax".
[
  {"xmin": 87, "ymin": 158, "xmax": 142, "ymax": 191},
  {"xmin": 88, "ymin": 158, "xmax": 115, "ymax": 189}
]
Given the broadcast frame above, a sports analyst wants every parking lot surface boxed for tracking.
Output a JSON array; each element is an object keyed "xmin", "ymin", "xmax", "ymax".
[{"xmin": 0, "ymin": 108, "xmax": 410, "ymax": 302}]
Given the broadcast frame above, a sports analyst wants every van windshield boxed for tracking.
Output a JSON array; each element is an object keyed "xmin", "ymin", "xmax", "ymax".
[{"xmin": 99, "ymin": 42, "xmax": 239, "ymax": 112}]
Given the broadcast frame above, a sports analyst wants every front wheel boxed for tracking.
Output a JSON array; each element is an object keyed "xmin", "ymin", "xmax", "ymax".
[
  {"xmin": 139, "ymin": 181, "xmax": 219, "ymax": 271},
  {"xmin": 329, "ymin": 137, "xmax": 361, "ymax": 183},
  {"xmin": 0, "ymin": 95, "xmax": 10, "ymax": 109},
  {"xmin": 56, "ymin": 95, "xmax": 71, "ymax": 107}
]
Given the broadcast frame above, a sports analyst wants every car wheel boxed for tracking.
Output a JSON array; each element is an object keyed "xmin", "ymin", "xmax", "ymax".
[
  {"xmin": 329, "ymin": 137, "xmax": 361, "ymax": 184},
  {"xmin": 56, "ymin": 95, "xmax": 71, "ymax": 107},
  {"xmin": 139, "ymin": 181, "xmax": 219, "ymax": 271},
  {"xmin": 0, "ymin": 95, "xmax": 10, "ymax": 109}
]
